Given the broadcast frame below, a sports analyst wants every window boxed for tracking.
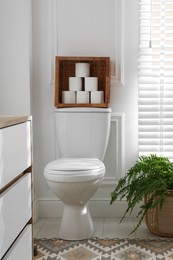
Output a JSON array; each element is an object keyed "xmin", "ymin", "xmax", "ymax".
[{"xmin": 138, "ymin": 0, "xmax": 173, "ymax": 159}]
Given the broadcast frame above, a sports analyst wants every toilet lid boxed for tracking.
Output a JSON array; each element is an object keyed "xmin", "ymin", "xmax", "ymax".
[
  {"xmin": 46, "ymin": 158, "xmax": 104, "ymax": 171},
  {"xmin": 44, "ymin": 158, "xmax": 105, "ymax": 182}
]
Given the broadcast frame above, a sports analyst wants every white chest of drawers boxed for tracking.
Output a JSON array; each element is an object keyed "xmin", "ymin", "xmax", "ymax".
[{"xmin": 0, "ymin": 116, "xmax": 33, "ymax": 260}]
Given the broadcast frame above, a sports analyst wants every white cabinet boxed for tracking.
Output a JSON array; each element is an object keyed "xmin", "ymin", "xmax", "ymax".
[
  {"xmin": 0, "ymin": 122, "xmax": 31, "ymax": 189},
  {"xmin": 3, "ymin": 225, "xmax": 32, "ymax": 260},
  {"xmin": 0, "ymin": 116, "xmax": 32, "ymax": 260}
]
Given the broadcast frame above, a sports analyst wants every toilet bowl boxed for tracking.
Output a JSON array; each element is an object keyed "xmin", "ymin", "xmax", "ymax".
[
  {"xmin": 44, "ymin": 107, "xmax": 111, "ymax": 240},
  {"xmin": 44, "ymin": 158, "xmax": 105, "ymax": 240}
]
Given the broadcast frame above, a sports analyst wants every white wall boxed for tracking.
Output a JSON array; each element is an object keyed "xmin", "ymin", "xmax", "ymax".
[
  {"xmin": 32, "ymin": 0, "xmax": 139, "ymax": 218},
  {"xmin": 0, "ymin": 0, "xmax": 32, "ymax": 115}
]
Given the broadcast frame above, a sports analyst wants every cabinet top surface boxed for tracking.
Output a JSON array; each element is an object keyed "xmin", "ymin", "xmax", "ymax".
[{"xmin": 0, "ymin": 116, "xmax": 31, "ymax": 128}]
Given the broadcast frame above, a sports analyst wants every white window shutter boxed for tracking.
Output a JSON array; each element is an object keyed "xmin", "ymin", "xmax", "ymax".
[{"xmin": 139, "ymin": 0, "xmax": 173, "ymax": 159}]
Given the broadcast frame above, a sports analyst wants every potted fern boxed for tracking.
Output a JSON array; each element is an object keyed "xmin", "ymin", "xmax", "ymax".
[{"xmin": 110, "ymin": 154, "xmax": 173, "ymax": 236}]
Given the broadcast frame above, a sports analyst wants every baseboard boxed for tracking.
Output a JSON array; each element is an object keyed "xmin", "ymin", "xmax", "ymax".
[
  {"xmin": 37, "ymin": 198, "xmax": 141, "ymax": 218},
  {"xmin": 33, "ymin": 195, "xmax": 39, "ymax": 223}
]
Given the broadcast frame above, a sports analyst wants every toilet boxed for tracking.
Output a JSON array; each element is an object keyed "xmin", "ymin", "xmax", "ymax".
[{"xmin": 44, "ymin": 107, "xmax": 111, "ymax": 240}]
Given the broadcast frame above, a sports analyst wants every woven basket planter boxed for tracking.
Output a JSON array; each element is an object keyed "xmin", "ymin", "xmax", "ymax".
[{"xmin": 145, "ymin": 190, "xmax": 173, "ymax": 237}]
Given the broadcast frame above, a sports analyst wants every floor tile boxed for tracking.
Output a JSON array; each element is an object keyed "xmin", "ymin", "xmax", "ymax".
[
  {"xmin": 35, "ymin": 218, "xmax": 61, "ymax": 238},
  {"xmin": 93, "ymin": 218, "xmax": 104, "ymax": 237},
  {"xmin": 33, "ymin": 218, "xmax": 45, "ymax": 238},
  {"xmin": 102, "ymin": 217, "xmax": 136, "ymax": 238},
  {"xmin": 34, "ymin": 217, "xmax": 168, "ymax": 239}
]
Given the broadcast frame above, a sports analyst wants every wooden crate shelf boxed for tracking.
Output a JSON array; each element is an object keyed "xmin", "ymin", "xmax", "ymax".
[{"xmin": 55, "ymin": 56, "xmax": 110, "ymax": 108}]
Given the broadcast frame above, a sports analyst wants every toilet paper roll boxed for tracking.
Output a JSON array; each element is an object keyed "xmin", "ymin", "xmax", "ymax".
[
  {"xmin": 85, "ymin": 77, "xmax": 98, "ymax": 91},
  {"xmin": 75, "ymin": 63, "xmax": 90, "ymax": 77},
  {"xmin": 76, "ymin": 91, "xmax": 89, "ymax": 103},
  {"xmin": 90, "ymin": 91, "xmax": 104, "ymax": 104},
  {"xmin": 69, "ymin": 77, "xmax": 82, "ymax": 91},
  {"xmin": 62, "ymin": 91, "xmax": 76, "ymax": 104}
]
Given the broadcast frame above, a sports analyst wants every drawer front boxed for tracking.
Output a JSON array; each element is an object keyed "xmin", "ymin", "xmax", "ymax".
[
  {"xmin": 0, "ymin": 121, "xmax": 31, "ymax": 190},
  {"xmin": 0, "ymin": 173, "xmax": 31, "ymax": 259},
  {"xmin": 3, "ymin": 225, "xmax": 32, "ymax": 260}
]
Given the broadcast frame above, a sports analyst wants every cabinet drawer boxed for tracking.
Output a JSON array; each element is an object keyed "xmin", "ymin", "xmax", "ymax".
[
  {"xmin": 0, "ymin": 173, "xmax": 31, "ymax": 259},
  {"xmin": 0, "ymin": 121, "xmax": 31, "ymax": 190},
  {"xmin": 3, "ymin": 224, "xmax": 32, "ymax": 260}
]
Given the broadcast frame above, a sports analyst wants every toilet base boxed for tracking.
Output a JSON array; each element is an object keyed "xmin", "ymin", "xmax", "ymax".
[{"xmin": 59, "ymin": 203, "xmax": 94, "ymax": 240}]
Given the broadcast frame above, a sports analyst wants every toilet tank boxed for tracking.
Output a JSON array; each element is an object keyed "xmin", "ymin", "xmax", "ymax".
[{"xmin": 55, "ymin": 107, "xmax": 111, "ymax": 161}]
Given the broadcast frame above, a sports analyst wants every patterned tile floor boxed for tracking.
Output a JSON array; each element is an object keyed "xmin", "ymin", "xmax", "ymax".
[{"xmin": 34, "ymin": 237, "xmax": 173, "ymax": 260}]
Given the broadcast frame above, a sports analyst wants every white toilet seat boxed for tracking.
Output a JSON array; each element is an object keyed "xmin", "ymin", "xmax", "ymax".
[{"xmin": 44, "ymin": 158, "xmax": 105, "ymax": 182}]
